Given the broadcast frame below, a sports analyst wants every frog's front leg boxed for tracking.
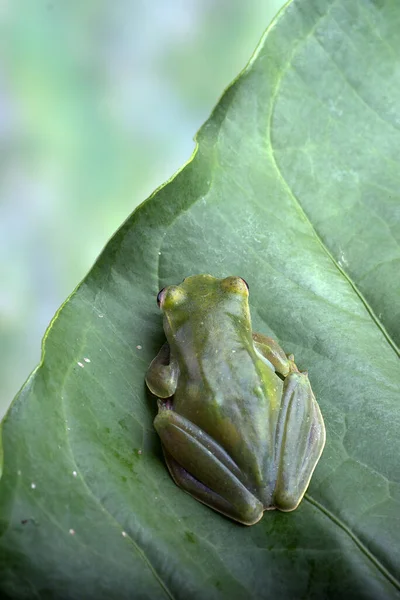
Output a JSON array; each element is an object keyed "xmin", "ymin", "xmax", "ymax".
[
  {"xmin": 272, "ymin": 370, "xmax": 326, "ymax": 511},
  {"xmin": 145, "ymin": 343, "xmax": 179, "ymax": 398},
  {"xmin": 154, "ymin": 406, "xmax": 264, "ymax": 525},
  {"xmin": 252, "ymin": 332, "xmax": 294, "ymax": 376}
]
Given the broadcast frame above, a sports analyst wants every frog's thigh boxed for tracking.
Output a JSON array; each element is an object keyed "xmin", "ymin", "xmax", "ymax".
[
  {"xmin": 154, "ymin": 409, "xmax": 264, "ymax": 525},
  {"xmin": 162, "ymin": 449, "xmax": 261, "ymax": 525},
  {"xmin": 273, "ymin": 371, "xmax": 326, "ymax": 511}
]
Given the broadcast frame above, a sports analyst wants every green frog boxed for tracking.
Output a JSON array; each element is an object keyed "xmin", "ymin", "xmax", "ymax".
[{"xmin": 145, "ymin": 275, "xmax": 325, "ymax": 525}]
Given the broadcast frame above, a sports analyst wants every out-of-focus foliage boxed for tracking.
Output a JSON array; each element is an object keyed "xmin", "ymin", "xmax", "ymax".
[{"xmin": 0, "ymin": 0, "xmax": 284, "ymax": 415}]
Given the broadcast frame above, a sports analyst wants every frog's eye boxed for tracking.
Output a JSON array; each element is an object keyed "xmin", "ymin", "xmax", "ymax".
[
  {"xmin": 221, "ymin": 276, "xmax": 249, "ymax": 295},
  {"xmin": 157, "ymin": 287, "xmax": 166, "ymax": 307}
]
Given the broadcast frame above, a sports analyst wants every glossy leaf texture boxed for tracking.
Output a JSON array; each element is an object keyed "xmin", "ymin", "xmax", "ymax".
[{"xmin": 1, "ymin": 0, "xmax": 400, "ymax": 598}]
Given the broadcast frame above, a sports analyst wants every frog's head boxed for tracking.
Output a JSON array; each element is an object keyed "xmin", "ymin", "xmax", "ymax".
[{"xmin": 156, "ymin": 274, "xmax": 251, "ymax": 341}]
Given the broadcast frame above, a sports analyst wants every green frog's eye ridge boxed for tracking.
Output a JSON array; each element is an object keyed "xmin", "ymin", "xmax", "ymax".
[
  {"xmin": 157, "ymin": 288, "xmax": 166, "ymax": 307},
  {"xmin": 241, "ymin": 278, "xmax": 249, "ymax": 291}
]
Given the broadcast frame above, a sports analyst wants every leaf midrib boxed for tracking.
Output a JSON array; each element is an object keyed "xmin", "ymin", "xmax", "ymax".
[{"xmin": 266, "ymin": 0, "xmax": 400, "ymax": 359}]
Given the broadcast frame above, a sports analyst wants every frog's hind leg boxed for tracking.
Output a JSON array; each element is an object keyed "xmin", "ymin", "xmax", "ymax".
[
  {"xmin": 272, "ymin": 370, "xmax": 326, "ymax": 511},
  {"xmin": 154, "ymin": 408, "xmax": 264, "ymax": 525},
  {"xmin": 163, "ymin": 449, "xmax": 262, "ymax": 525}
]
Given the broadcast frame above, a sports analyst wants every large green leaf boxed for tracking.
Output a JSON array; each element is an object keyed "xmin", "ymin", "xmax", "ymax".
[{"xmin": 1, "ymin": 0, "xmax": 400, "ymax": 597}]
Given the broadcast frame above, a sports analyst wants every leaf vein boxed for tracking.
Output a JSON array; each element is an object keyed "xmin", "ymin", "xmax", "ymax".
[{"xmin": 305, "ymin": 494, "xmax": 400, "ymax": 591}]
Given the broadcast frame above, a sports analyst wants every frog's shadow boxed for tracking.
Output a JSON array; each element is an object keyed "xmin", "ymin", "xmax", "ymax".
[{"xmin": 143, "ymin": 381, "xmax": 165, "ymax": 463}]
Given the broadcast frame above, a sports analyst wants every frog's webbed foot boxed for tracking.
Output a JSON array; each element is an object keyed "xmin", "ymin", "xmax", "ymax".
[
  {"xmin": 272, "ymin": 370, "xmax": 326, "ymax": 511},
  {"xmin": 154, "ymin": 408, "xmax": 264, "ymax": 525}
]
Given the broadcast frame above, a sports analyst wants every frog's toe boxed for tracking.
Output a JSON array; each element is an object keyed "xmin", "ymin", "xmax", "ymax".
[
  {"xmin": 272, "ymin": 490, "xmax": 302, "ymax": 512},
  {"xmin": 238, "ymin": 499, "xmax": 264, "ymax": 526}
]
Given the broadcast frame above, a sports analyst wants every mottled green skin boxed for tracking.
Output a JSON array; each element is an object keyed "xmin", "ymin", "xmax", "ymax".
[{"xmin": 146, "ymin": 275, "xmax": 325, "ymax": 525}]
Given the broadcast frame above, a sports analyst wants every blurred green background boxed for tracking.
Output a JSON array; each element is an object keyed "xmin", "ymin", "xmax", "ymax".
[{"xmin": 0, "ymin": 0, "xmax": 285, "ymax": 417}]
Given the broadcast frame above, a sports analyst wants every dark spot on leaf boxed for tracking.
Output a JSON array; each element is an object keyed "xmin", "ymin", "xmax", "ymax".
[
  {"xmin": 20, "ymin": 518, "xmax": 38, "ymax": 526},
  {"xmin": 184, "ymin": 531, "xmax": 196, "ymax": 544},
  {"xmin": 111, "ymin": 449, "xmax": 134, "ymax": 471},
  {"xmin": 118, "ymin": 416, "xmax": 131, "ymax": 432}
]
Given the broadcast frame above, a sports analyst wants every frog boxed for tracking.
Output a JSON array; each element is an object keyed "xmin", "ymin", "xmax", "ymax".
[{"xmin": 145, "ymin": 274, "xmax": 325, "ymax": 525}]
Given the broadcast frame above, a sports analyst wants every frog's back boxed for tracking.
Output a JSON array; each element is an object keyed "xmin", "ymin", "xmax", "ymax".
[{"xmin": 173, "ymin": 344, "xmax": 282, "ymax": 495}]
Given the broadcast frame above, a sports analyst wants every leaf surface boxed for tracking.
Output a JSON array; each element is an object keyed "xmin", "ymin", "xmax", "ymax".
[{"xmin": 1, "ymin": 0, "xmax": 400, "ymax": 598}]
